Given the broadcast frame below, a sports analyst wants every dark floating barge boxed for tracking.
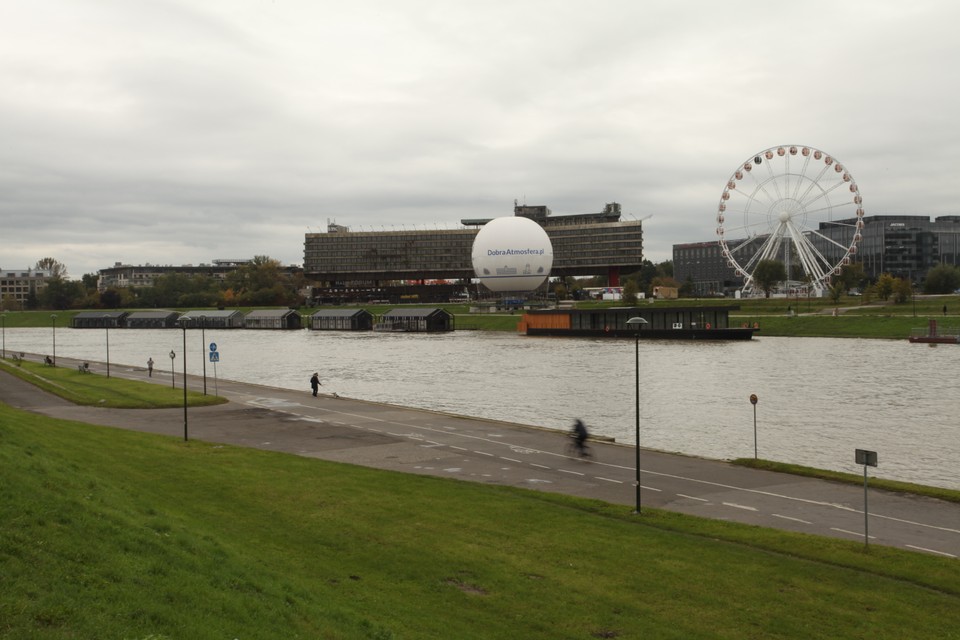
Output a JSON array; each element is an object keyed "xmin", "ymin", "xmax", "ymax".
[
  {"xmin": 908, "ymin": 319, "xmax": 960, "ymax": 344},
  {"xmin": 519, "ymin": 305, "xmax": 756, "ymax": 340}
]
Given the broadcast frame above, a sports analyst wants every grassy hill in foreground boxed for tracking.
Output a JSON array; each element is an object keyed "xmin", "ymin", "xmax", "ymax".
[{"xmin": 2, "ymin": 404, "xmax": 959, "ymax": 639}]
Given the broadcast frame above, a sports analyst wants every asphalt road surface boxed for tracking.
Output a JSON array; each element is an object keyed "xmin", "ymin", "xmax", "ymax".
[{"xmin": 3, "ymin": 354, "xmax": 958, "ymax": 559}]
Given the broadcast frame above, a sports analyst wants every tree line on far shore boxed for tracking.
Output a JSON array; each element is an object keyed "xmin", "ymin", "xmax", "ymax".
[{"xmin": 5, "ymin": 256, "xmax": 305, "ymax": 311}]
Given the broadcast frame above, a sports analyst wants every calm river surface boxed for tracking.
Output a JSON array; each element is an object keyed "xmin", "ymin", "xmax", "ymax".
[{"xmin": 6, "ymin": 328, "xmax": 959, "ymax": 490}]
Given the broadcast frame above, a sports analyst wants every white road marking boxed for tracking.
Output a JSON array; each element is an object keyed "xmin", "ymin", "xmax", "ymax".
[
  {"xmin": 773, "ymin": 514, "xmax": 813, "ymax": 525},
  {"xmin": 474, "ymin": 451, "xmax": 494, "ymax": 457},
  {"xmin": 677, "ymin": 494, "xmax": 709, "ymax": 502},
  {"xmin": 450, "ymin": 446, "xmax": 467, "ymax": 451},
  {"xmin": 640, "ymin": 485, "xmax": 662, "ymax": 492},
  {"xmin": 559, "ymin": 469, "xmax": 585, "ymax": 476},
  {"xmin": 831, "ymin": 527, "xmax": 875, "ymax": 539},
  {"xmin": 596, "ymin": 477, "xmax": 623, "ymax": 484},
  {"xmin": 723, "ymin": 502, "xmax": 758, "ymax": 512},
  {"xmin": 269, "ymin": 402, "xmax": 959, "ymax": 540},
  {"xmin": 500, "ymin": 457, "xmax": 522, "ymax": 463},
  {"xmin": 905, "ymin": 545, "xmax": 956, "ymax": 558},
  {"xmin": 531, "ymin": 463, "xmax": 551, "ymax": 469}
]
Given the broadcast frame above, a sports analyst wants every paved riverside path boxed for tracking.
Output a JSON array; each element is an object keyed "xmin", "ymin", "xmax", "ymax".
[{"xmin": 3, "ymin": 354, "xmax": 959, "ymax": 559}]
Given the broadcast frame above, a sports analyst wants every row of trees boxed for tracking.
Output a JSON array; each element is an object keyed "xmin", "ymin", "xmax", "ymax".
[
  {"xmin": 553, "ymin": 260, "xmax": 679, "ymax": 302},
  {"xmin": 12, "ymin": 256, "xmax": 305, "ymax": 311},
  {"xmin": 751, "ymin": 259, "xmax": 960, "ymax": 302},
  {"xmin": 13, "ymin": 255, "xmax": 960, "ymax": 311}
]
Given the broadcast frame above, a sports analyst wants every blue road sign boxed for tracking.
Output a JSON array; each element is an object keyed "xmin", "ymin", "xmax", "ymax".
[
  {"xmin": 209, "ymin": 342, "xmax": 217, "ymax": 352},
  {"xmin": 209, "ymin": 351, "xmax": 220, "ymax": 363}
]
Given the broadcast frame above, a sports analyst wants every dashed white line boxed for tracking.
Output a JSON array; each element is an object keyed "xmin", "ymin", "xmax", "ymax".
[
  {"xmin": 531, "ymin": 463, "xmax": 551, "ymax": 469},
  {"xmin": 500, "ymin": 457, "xmax": 522, "ymax": 464},
  {"xmin": 677, "ymin": 494, "xmax": 709, "ymax": 502},
  {"xmin": 596, "ymin": 477, "xmax": 623, "ymax": 484},
  {"xmin": 772, "ymin": 514, "xmax": 813, "ymax": 525},
  {"xmin": 723, "ymin": 502, "xmax": 758, "ymax": 512},
  {"xmin": 559, "ymin": 469, "xmax": 585, "ymax": 476},
  {"xmin": 640, "ymin": 485, "xmax": 662, "ymax": 492},
  {"xmin": 906, "ymin": 545, "xmax": 956, "ymax": 558},
  {"xmin": 450, "ymin": 446, "xmax": 467, "ymax": 451},
  {"xmin": 474, "ymin": 451, "xmax": 494, "ymax": 457}
]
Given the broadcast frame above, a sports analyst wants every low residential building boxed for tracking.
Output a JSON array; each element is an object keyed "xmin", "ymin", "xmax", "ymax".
[{"xmin": 1, "ymin": 268, "xmax": 51, "ymax": 309}]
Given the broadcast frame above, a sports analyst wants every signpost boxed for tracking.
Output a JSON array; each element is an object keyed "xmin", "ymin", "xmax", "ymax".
[
  {"xmin": 209, "ymin": 342, "xmax": 219, "ymax": 396},
  {"xmin": 750, "ymin": 394, "xmax": 759, "ymax": 459},
  {"xmin": 855, "ymin": 448, "xmax": 878, "ymax": 548}
]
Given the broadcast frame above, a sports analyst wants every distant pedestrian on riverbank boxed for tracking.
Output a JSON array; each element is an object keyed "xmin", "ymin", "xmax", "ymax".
[
  {"xmin": 147, "ymin": 357, "xmax": 154, "ymax": 377},
  {"xmin": 310, "ymin": 372, "xmax": 321, "ymax": 397}
]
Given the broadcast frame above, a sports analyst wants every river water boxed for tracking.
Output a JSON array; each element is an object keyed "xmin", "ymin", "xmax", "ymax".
[{"xmin": 5, "ymin": 327, "xmax": 958, "ymax": 490}]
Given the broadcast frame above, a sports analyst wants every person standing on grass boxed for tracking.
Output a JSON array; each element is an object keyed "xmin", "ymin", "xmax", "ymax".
[
  {"xmin": 310, "ymin": 372, "xmax": 321, "ymax": 397},
  {"xmin": 147, "ymin": 357, "xmax": 154, "ymax": 377}
]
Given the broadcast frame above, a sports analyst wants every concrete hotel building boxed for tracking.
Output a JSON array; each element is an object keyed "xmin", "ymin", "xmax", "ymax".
[{"xmin": 303, "ymin": 202, "xmax": 645, "ymax": 288}]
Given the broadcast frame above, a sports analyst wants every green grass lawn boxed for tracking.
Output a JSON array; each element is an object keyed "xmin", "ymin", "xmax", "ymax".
[
  {"xmin": 2, "ymin": 403, "xmax": 959, "ymax": 639},
  {"xmin": 0, "ymin": 358, "xmax": 226, "ymax": 409}
]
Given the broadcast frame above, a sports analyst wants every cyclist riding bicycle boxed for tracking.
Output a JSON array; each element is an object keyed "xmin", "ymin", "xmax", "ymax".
[{"xmin": 571, "ymin": 419, "xmax": 589, "ymax": 457}]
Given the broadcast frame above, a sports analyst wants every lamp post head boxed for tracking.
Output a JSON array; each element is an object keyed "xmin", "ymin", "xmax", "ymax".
[{"xmin": 626, "ymin": 316, "xmax": 648, "ymax": 327}]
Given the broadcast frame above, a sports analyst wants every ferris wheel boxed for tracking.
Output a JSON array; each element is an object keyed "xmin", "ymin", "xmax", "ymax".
[{"xmin": 716, "ymin": 145, "xmax": 864, "ymax": 295}]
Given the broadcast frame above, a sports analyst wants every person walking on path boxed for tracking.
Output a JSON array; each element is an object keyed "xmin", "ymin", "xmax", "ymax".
[
  {"xmin": 147, "ymin": 357, "xmax": 154, "ymax": 377},
  {"xmin": 310, "ymin": 372, "xmax": 321, "ymax": 397}
]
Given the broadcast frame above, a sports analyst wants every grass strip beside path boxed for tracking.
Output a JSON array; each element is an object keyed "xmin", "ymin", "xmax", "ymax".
[
  {"xmin": 1, "ymin": 403, "xmax": 959, "ymax": 639},
  {"xmin": 733, "ymin": 458, "xmax": 960, "ymax": 504},
  {"xmin": 0, "ymin": 358, "xmax": 226, "ymax": 409}
]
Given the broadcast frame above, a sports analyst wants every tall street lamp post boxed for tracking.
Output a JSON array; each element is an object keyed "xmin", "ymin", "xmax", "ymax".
[
  {"xmin": 200, "ymin": 315, "xmax": 207, "ymax": 395},
  {"xmin": 181, "ymin": 319, "xmax": 188, "ymax": 441},
  {"xmin": 626, "ymin": 316, "xmax": 648, "ymax": 514},
  {"xmin": 50, "ymin": 314, "xmax": 57, "ymax": 366},
  {"xmin": 103, "ymin": 315, "xmax": 111, "ymax": 378}
]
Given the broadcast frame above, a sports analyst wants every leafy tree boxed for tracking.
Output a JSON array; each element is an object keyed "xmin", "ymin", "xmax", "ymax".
[
  {"xmin": 922, "ymin": 263, "xmax": 960, "ymax": 294},
  {"xmin": 39, "ymin": 277, "xmax": 85, "ymax": 310},
  {"xmin": 35, "ymin": 257, "xmax": 68, "ymax": 279},
  {"xmin": 838, "ymin": 263, "xmax": 867, "ymax": 292},
  {"xmin": 223, "ymin": 255, "xmax": 298, "ymax": 306},
  {"xmin": 892, "ymin": 277, "xmax": 913, "ymax": 304},
  {"xmin": 752, "ymin": 260, "xmax": 787, "ymax": 298},
  {"xmin": 100, "ymin": 288, "xmax": 123, "ymax": 309},
  {"xmin": 875, "ymin": 273, "xmax": 895, "ymax": 301},
  {"xmin": 81, "ymin": 273, "xmax": 100, "ymax": 292},
  {"xmin": 828, "ymin": 282, "xmax": 844, "ymax": 303},
  {"xmin": 621, "ymin": 279, "xmax": 638, "ymax": 305}
]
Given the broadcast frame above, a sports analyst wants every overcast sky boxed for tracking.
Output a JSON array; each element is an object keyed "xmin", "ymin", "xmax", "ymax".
[{"xmin": 3, "ymin": 1, "xmax": 958, "ymax": 278}]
